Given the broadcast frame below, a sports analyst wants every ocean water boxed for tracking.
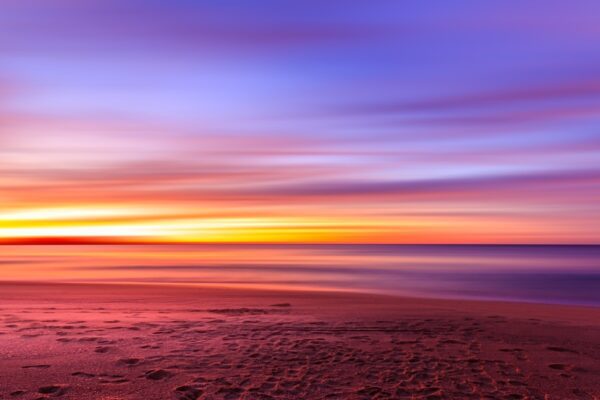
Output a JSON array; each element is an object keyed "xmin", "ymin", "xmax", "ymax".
[{"xmin": 1, "ymin": 244, "xmax": 599, "ymax": 306}]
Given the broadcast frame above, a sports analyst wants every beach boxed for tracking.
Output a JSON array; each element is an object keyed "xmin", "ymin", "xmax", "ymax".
[
  {"xmin": 3, "ymin": 1, "xmax": 600, "ymax": 399},
  {"xmin": 0, "ymin": 282, "xmax": 598, "ymax": 399}
]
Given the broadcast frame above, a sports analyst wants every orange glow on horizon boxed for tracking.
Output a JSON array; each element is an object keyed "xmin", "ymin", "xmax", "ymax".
[{"xmin": 0, "ymin": 203, "xmax": 591, "ymax": 244}]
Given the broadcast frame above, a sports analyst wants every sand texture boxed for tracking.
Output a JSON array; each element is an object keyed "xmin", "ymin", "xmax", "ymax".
[{"xmin": 0, "ymin": 283, "xmax": 599, "ymax": 399}]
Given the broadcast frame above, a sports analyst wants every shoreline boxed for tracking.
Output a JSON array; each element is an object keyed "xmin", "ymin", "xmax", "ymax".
[{"xmin": 2, "ymin": 279, "xmax": 600, "ymax": 312}]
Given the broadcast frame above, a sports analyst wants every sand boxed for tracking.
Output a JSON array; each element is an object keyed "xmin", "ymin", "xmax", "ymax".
[{"xmin": 0, "ymin": 282, "xmax": 598, "ymax": 400}]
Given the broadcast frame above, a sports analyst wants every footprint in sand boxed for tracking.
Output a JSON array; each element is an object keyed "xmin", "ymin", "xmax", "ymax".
[
  {"xmin": 72, "ymin": 372, "xmax": 95, "ymax": 378},
  {"xmin": 78, "ymin": 337, "xmax": 99, "ymax": 342},
  {"xmin": 38, "ymin": 385, "xmax": 67, "ymax": 396},
  {"xmin": 94, "ymin": 346, "xmax": 112, "ymax": 353},
  {"xmin": 118, "ymin": 357, "xmax": 141, "ymax": 366},
  {"xmin": 140, "ymin": 344, "xmax": 161, "ymax": 349},
  {"xmin": 174, "ymin": 385, "xmax": 203, "ymax": 400},
  {"xmin": 546, "ymin": 346, "xmax": 578, "ymax": 354},
  {"xmin": 96, "ymin": 373, "xmax": 129, "ymax": 384},
  {"xmin": 144, "ymin": 369, "xmax": 173, "ymax": 380},
  {"xmin": 508, "ymin": 379, "xmax": 527, "ymax": 386},
  {"xmin": 100, "ymin": 378, "xmax": 130, "ymax": 384},
  {"xmin": 20, "ymin": 333, "xmax": 42, "ymax": 338},
  {"xmin": 548, "ymin": 363, "xmax": 573, "ymax": 371}
]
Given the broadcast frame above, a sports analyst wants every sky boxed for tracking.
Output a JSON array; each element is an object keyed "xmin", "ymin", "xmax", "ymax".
[{"xmin": 0, "ymin": 1, "xmax": 599, "ymax": 244}]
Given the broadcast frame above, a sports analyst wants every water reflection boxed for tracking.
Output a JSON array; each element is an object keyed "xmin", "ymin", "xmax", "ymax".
[{"xmin": 1, "ymin": 245, "xmax": 599, "ymax": 306}]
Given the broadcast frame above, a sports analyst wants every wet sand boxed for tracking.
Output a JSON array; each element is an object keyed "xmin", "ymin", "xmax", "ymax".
[{"xmin": 0, "ymin": 282, "xmax": 599, "ymax": 399}]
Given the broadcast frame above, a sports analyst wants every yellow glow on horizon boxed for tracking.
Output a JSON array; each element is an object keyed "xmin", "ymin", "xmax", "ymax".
[
  {"xmin": 0, "ymin": 208, "xmax": 422, "ymax": 241},
  {"xmin": 0, "ymin": 202, "xmax": 570, "ymax": 244}
]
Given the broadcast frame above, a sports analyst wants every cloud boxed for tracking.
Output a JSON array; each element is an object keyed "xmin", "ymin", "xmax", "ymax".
[
  {"xmin": 0, "ymin": 1, "xmax": 386, "ymax": 54},
  {"xmin": 332, "ymin": 77, "xmax": 600, "ymax": 117},
  {"xmin": 248, "ymin": 169, "xmax": 600, "ymax": 198}
]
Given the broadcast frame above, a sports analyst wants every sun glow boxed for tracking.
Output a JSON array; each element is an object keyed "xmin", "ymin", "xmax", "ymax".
[{"xmin": 0, "ymin": 203, "xmax": 543, "ymax": 244}]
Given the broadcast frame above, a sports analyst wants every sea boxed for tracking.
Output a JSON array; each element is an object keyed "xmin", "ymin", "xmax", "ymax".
[{"xmin": 1, "ymin": 244, "xmax": 599, "ymax": 306}]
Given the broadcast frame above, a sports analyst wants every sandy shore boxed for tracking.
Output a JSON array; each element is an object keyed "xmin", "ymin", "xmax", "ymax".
[{"xmin": 0, "ymin": 282, "xmax": 598, "ymax": 399}]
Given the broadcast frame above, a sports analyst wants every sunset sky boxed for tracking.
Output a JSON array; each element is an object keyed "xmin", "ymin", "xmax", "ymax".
[{"xmin": 1, "ymin": 1, "xmax": 599, "ymax": 244}]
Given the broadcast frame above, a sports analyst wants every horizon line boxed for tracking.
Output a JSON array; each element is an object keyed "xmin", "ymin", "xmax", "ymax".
[{"xmin": 0, "ymin": 238, "xmax": 598, "ymax": 246}]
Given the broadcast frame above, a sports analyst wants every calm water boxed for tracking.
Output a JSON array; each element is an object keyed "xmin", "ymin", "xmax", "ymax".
[{"xmin": 1, "ymin": 244, "xmax": 599, "ymax": 306}]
